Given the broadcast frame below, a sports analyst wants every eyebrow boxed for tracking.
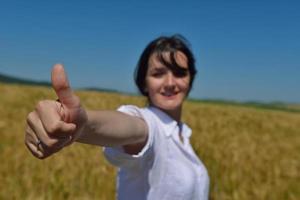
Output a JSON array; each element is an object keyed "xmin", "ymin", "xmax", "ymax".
[{"xmin": 148, "ymin": 66, "xmax": 167, "ymax": 72}]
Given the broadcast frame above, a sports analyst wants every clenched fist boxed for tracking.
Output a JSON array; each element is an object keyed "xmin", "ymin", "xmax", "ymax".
[{"xmin": 25, "ymin": 64, "xmax": 87, "ymax": 159}]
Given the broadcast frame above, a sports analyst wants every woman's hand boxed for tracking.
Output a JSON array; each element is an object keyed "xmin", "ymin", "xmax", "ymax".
[{"xmin": 25, "ymin": 64, "xmax": 87, "ymax": 159}]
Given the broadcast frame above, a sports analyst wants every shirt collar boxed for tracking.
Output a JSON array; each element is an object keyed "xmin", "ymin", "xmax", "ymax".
[
  {"xmin": 148, "ymin": 106, "xmax": 192, "ymax": 138},
  {"xmin": 180, "ymin": 123, "xmax": 192, "ymax": 138}
]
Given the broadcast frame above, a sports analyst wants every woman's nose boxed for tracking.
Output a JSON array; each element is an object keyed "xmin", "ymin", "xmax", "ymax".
[{"xmin": 165, "ymin": 72, "xmax": 176, "ymax": 87}]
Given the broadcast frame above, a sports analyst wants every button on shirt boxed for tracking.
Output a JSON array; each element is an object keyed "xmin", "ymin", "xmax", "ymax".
[{"xmin": 104, "ymin": 105, "xmax": 210, "ymax": 200}]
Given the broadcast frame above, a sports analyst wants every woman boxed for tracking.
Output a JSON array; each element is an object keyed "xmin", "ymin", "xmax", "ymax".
[{"xmin": 25, "ymin": 35, "xmax": 210, "ymax": 199}]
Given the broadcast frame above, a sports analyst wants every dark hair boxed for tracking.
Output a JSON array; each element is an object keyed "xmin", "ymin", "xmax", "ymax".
[{"xmin": 134, "ymin": 34, "xmax": 197, "ymax": 96}]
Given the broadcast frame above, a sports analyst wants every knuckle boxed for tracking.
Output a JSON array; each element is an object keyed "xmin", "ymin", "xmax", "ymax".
[
  {"xmin": 35, "ymin": 100, "xmax": 51, "ymax": 112},
  {"xmin": 26, "ymin": 112, "xmax": 35, "ymax": 124},
  {"xmin": 35, "ymin": 101, "xmax": 44, "ymax": 111}
]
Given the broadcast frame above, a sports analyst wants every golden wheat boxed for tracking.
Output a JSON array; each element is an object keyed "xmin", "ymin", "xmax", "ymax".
[{"xmin": 0, "ymin": 83, "xmax": 299, "ymax": 200}]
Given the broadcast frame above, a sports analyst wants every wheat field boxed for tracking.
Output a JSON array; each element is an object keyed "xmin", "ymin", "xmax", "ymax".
[{"xmin": 0, "ymin": 83, "xmax": 299, "ymax": 200}]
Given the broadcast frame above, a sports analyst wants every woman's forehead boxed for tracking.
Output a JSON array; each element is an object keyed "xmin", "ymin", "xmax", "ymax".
[{"xmin": 148, "ymin": 51, "xmax": 188, "ymax": 69}]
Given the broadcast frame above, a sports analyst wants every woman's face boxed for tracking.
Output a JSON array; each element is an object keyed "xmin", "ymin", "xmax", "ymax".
[{"xmin": 145, "ymin": 51, "xmax": 191, "ymax": 115}]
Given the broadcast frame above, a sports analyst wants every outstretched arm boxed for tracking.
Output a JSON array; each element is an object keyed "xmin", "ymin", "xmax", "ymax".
[
  {"xmin": 78, "ymin": 110, "xmax": 147, "ymax": 147},
  {"xmin": 25, "ymin": 64, "xmax": 148, "ymax": 159}
]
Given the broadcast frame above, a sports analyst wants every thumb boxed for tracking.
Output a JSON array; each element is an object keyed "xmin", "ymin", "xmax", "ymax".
[{"xmin": 51, "ymin": 64, "xmax": 79, "ymax": 109}]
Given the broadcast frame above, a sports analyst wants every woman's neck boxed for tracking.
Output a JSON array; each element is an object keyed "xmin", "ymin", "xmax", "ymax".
[{"xmin": 150, "ymin": 104, "xmax": 182, "ymax": 123}]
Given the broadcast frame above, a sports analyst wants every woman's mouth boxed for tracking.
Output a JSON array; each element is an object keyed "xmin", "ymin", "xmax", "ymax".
[{"xmin": 161, "ymin": 91, "xmax": 178, "ymax": 98}]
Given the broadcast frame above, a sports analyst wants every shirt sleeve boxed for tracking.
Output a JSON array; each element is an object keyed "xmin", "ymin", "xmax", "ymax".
[{"xmin": 103, "ymin": 105, "xmax": 156, "ymax": 169}]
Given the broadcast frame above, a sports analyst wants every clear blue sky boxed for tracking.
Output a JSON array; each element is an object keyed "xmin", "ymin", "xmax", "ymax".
[{"xmin": 1, "ymin": 0, "xmax": 299, "ymax": 103}]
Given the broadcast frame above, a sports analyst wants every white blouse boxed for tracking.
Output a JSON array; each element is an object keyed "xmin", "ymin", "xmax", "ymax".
[{"xmin": 104, "ymin": 105, "xmax": 210, "ymax": 200}]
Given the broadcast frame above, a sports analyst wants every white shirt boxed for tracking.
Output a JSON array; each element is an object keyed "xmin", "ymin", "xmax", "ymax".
[{"xmin": 104, "ymin": 105, "xmax": 210, "ymax": 200}]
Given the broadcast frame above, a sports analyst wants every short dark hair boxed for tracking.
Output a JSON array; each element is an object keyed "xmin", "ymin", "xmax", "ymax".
[{"xmin": 134, "ymin": 34, "xmax": 197, "ymax": 96}]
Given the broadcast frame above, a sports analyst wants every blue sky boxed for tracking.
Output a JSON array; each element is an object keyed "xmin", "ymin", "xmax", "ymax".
[{"xmin": 0, "ymin": 0, "xmax": 299, "ymax": 103}]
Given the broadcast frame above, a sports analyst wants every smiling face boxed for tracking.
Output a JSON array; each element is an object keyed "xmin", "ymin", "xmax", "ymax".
[{"xmin": 145, "ymin": 51, "xmax": 191, "ymax": 119}]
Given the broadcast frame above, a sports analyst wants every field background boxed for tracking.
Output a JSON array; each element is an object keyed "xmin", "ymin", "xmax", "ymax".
[{"xmin": 0, "ymin": 83, "xmax": 299, "ymax": 200}]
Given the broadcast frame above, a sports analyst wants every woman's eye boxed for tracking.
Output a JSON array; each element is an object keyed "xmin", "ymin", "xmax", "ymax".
[
  {"xmin": 151, "ymin": 71, "xmax": 165, "ymax": 77},
  {"xmin": 173, "ymin": 71, "xmax": 188, "ymax": 78}
]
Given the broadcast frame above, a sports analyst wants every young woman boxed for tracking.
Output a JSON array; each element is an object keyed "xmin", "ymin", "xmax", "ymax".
[{"xmin": 25, "ymin": 35, "xmax": 210, "ymax": 199}]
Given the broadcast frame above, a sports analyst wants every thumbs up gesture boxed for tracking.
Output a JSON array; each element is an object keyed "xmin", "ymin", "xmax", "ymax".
[{"xmin": 25, "ymin": 64, "xmax": 87, "ymax": 159}]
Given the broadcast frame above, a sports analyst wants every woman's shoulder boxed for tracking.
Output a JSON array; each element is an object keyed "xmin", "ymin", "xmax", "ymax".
[{"xmin": 117, "ymin": 104, "xmax": 150, "ymax": 117}]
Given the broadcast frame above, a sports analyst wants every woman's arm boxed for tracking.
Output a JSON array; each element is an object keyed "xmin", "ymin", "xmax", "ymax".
[
  {"xmin": 77, "ymin": 110, "xmax": 148, "ymax": 147},
  {"xmin": 25, "ymin": 64, "xmax": 147, "ymax": 159}
]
